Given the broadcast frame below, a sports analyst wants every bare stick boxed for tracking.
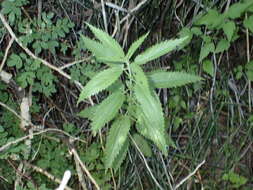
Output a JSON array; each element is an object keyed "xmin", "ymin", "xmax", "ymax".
[
  {"xmin": 100, "ymin": 0, "xmax": 108, "ymax": 33},
  {"xmin": 0, "ymin": 37, "xmax": 14, "ymax": 72},
  {"xmin": 60, "ymin": 57, "xmax": 91, "ymax": 70},
  {"xmin": 120, "ymin": 0, "xmax": 148, "ymax": 24},
  {"xmin": 245, "ymin": 13, "xmax": 251, "ymax": 113},
  {"xmin": 173, "ymin": 160, "xmax": 205, "ymax": 190},
  {"xmin": 69, "ymin": 144, "xmax": 100, "ymax": 190},
  {"xmin": 24, "ymin": 161, "xmax": 73, "ymax": 190},
  {"xmin": 56, "ymin": 170, "xmax": 72, "ymax": 190},
  {"xmin": 129, "ymin": 135, "xmax": 164, "ymax": 190}
]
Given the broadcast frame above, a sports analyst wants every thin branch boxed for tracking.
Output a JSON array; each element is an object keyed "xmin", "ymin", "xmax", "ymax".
[
  {"xmin": 100, "ymin": 0, "xmax": 108, "ymax": 33},
  {"xmin": 69, "ymin": 143, "xmax": 100, "ymax": 190},
  {"xmin": 120, "ymin": 0, "xmax": 148, "ymax": 24},
  {"xmin": 173, "ymin": 160, "xmax": 205, "ymax": 190},
  {"xmin": 24, "ymin": 161, "xmax": 73, "ymax": 190},
  {"xmin": 56, "ymin": 170, "xmax": 72, "ymax": 190},
  {"xmin": 59, "ymin": 57, "xmax": 91, "ymax": 70},
  {"xmin": 245, "ymin": 13, "xmax": 251, "ymax": 113},
  {"xmin": 0, "ymin": 37, "xmax": 14, "ymax": 72},
  {"xmin": 129, "ymin": 135, "xmax": 164, "ymax": 190}
]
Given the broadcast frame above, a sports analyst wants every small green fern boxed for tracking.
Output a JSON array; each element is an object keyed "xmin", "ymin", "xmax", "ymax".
[{"xmin": 78, "ymin": 23, "xmax": 203, "ymax": 170}]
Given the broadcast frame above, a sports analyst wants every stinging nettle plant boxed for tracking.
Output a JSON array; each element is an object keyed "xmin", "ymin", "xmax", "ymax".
[{"xmin": 78, "ymin": 23, "xmax": 202, "ymax": 170}]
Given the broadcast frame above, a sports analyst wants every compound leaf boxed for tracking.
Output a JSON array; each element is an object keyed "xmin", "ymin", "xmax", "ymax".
[
  {"xmin": 91, "ymin": 90, "xmax": 125, "ymax": 134},
  {"xmin": 105, "ymin": 115, "xmax": 131, "ymax": 169},
  {"xmin": 134, "ymin": 37, "xmax": 188, "ymax": 65},
  {"xmin": 86, "ymin": 23, "xmax": 125, "ymax": 58},
  {"xmin": 148, "ymin": 71, "xmax": 202, "ymax": 88},
  {"xmin": 77, "ymin": 65, "xmax": 123, "ymax": 103},
  {"xmin": 126, "ymin": 32, "xmax": 149, "ymax": 60}
]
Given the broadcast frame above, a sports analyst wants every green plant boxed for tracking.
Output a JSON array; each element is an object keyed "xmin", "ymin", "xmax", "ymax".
[
  {"xmin": 222, "ymin": 171, "xmax": 248, "ymax": 188},
  {"xmin": 6, "ymin": 53, "xmax": 57, "ymax": 96},
  {"xmin": 78, "ymin": 23, "xmax": 202, "ymax": 169}
]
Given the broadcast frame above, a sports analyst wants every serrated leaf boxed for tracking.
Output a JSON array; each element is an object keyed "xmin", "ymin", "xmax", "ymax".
[
  {"xmin": 215, "ymin": 39, "xmax": 230, "ymax": 53},
  {"xmin": 91, "ymin": 90, "xmax": 125, "ymax": 134},
  {"xmin": 134, "ymin": 83, "xmax": 167, "ymax": 154},
  {"xmin": 135, "ymin": 105, "xmax": 167, "ymax": 155},
  {"xmin": 132, "ymin": 133, "xmax": 152, "ymax": 157},
  {"xmin": 130, "ymin": 64, "xmax": 149, "ymax": 89},
  {"xmin": 222, "ymin": 21, "xmax": 236, "ymax": 41},
  {"xmin": 86, "ymin": 23, "xmax": 125, "ymax": 58},
  {"xmin": 148, "ymin": 71, "xmax": 202, "ymax": 88},
  {"xmin": 179, "ymin": 28, "xmax": 193, "ymax": 48},
  {"xmin": 78, "ymin": 105, "xmax": 98, "ymax": 120},
  {"xmin": 105, "ymin": 115, "xmax": 131, "ymax": 169},
  {"xmin": 110, "ymin": 138, "xmax": 129, "ymax": 171},
  {"xmin": 77, "ymin": 65, "xmax": 123, "ymax": 103},
  {"xmin": 203, "ymin": 60, "xmax": 214, "ymax": 77},
  {"xmin": 243, "ymin": 15, "xmax": 253, "ymax": 33},
  {"xmin": 134, "ymin": 37, "xmax": 188, "ymax": 65},
  {"xmin": 81, "ymin": 35, "xmax": 123, "ymax": 63},
  {"xmin": 126, "ymin": 32, "xmax": 149, "ymax": 60},
  {"xmin": 199, "ymin": 42, "xmax": 215, "ymax": 62}
]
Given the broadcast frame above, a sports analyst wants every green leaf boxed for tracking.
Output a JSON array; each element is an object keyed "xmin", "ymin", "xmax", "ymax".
[
  {"xmin": 7, "ymin": 54, "xmax": 23, "ymax": 69},
  {"xmin": 203, "ymin": 60, "xmax": 214, "ymax": 77},
  {"xmin": 148, "ymin": 71, "xmax": 202, "ymax": 88},
  {"xmin": 77, "ymin": 65, "xmax": 123, "ymax": 103},
  {"xmin": 110, "ymin": 138, "xmax": 129, "ymax": 171},
  {"xmin": 105, "ymin": 115, "xmax": 131, "ymax": 169},
  {"xmin": 195, "ymin": 9, "xmax": 224, "ymax": 29},
  {"xmin": 191, "ymin": 27, "xmax": 203, "ymax": 36},
  {"xmin": 243, "ymin": 15, "xmax": 253, "ymax": 33},
  {"xmin": 81, "ymin": 35, "xmax": 125, "ymax": 63},
  {"xmin": 134, "ymin": 36, "xmax": 188, "ymax": 65},
  {"xmin": 222, "ymin": 171, "xmax": 248, "ymax": 188},
  {"xmin": 91, "ymin": 90, "xmax": 125, "ymax": 134},
  {"xmin": 126, "ymin": 32, "xmax": 149, "ymax": 60},
  {"xmin": 215, "ymin": 39, "xmax": 230, "ymax": 53},
  {"xmin": 132, "ymin": 133, "xmax": 152, "ymax": 157},
  {"xmin": 222, "ymin": 21, "xmax": 236, "ymax": 41},
  {"xmin": 178, "ymin": 28, "xmax": 193, "ymax": 48},
  {"xmin": 134, "ymin": 83, "xmax": 167, "ymax": 154},
  {"xmin": 86, "ymin": 23, "xmax": 125, "ymax": 58},
  {"xmin": 226, "ymin": 2, "xmax": 252, "ymax": 19},
  {"xmin": 78, "ymin": 105, "xmax": 98, "ymax": 120},
  {"xmin": 199, "ymin": 42, "xmax": 215, "ymax": 62},
  {"xmin": 130, "ymin": 64, "xmax": 149, "ymax": 89}
]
